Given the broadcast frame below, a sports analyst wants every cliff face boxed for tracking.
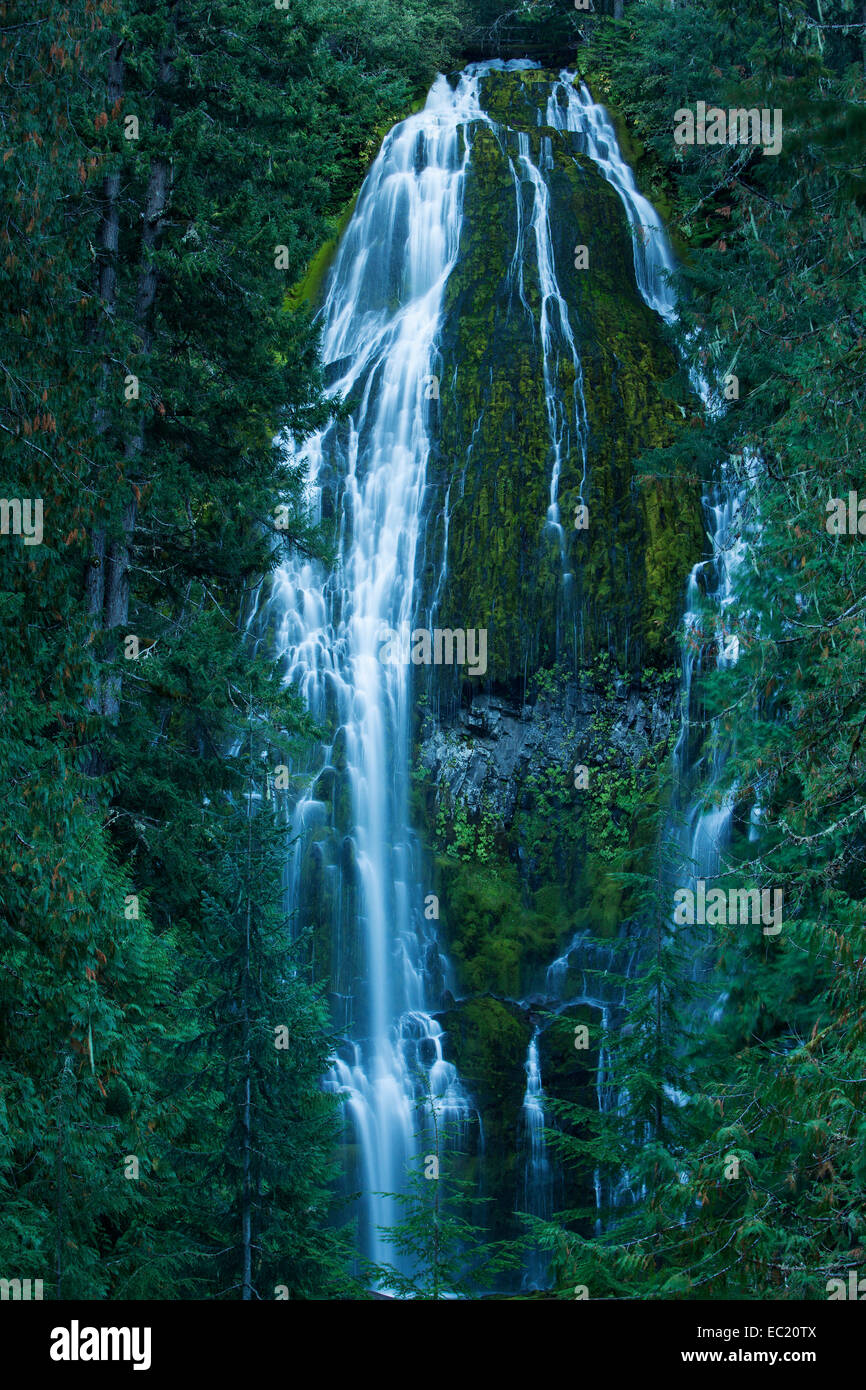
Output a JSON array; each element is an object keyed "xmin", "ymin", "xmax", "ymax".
[
  {"xmin": 418, "ymin": 69, "xmax": 702, "ymax": 706},
  {"xmin": 414, "ymin": 664, "xmax": 683, "ymax": 1238},
  {"xmin": 274, "ymin": 64, "xmax": 705, "ymax": 1263},
  {"xmin": 407, "ymin": 66, "xmax": 702, "ymax": 1238}
]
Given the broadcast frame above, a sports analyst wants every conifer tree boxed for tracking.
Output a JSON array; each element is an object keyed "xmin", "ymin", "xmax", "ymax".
[
  {"xmin": 578, "ymin": 0, "xmax": 866, "ymax": 1299},
  {"xmin": 535, "ymin": 802, "xmax": 714, "ymax": 1299},
  {"xmin": 372, "ymin": 1081, "xmax": 524, "ymax": 1299}
]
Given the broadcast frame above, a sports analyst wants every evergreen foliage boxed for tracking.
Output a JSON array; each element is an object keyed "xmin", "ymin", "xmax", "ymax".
[
  {"xmin": 0, "ymin": 0, "xmax": 463, "ymax": 1300},
  {"xmin": 541, "ymin": 0, "xmax": 866, "ymax": 1300},
  {"xmin": 2, "ymin": 0, "xmax": 864, "ymax": 1302}
]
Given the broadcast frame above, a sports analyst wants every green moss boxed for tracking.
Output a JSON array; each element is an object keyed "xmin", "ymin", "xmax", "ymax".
[
  {"xmin": 286, "ymin": 191, "xmax": 359, "ymax": 313},
  {"xmin": 435, "ymin": 793, "xmax": 500, "ymax": 863},
  {"xmin": 417, "ymin": 656, "xmax": 681, "ymax": 995},
  {"xmin": 642, "ymin": 476, "xmax": 705, "ymax": 650},
  {"xmin": 443, "ymin": 995, "xmax": 530, "ymax": 1112},
  {"xmin": 418, "ymin": 68, "xmax": 703, "ymax": 696},
  {"xmin": 439, "ymin": 994, "xmax": 532, "ymax": 1239},
  {"xmin": 435, "ymin": 855, "xmax": 566, "ymax": 997}
]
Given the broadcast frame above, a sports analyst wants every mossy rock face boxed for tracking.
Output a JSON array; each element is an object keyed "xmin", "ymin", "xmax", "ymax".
[
  {"xmin": 439, "ymin": 995, "xmax": 532, "ymax": 1240},
  {"xmin": 419, "ymin": 662, "xmax": 680, "ymax": 997},
  {"xmin": 434, "ymin": 856, "xmax": 566, "ymax": 998},
  {"xmin": 418, "ymin": 68, "xmax": 702, "ymax": 711},
  {"xmin": 442, "ymin": 995, "xmax": 530, "ymax": 1114},
  {"xmin": 434, "ymin": 994, "xmax": 601, "ymax": 1245},
  {"xmin": 539, "ymin": 1003, "xmax": 600, "ymax": 1106}
]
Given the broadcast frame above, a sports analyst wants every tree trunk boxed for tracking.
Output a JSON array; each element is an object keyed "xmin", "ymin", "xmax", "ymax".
[
  {"xmin": 95, "ymin": 40, "xmax": 124, "ymax": 314},
  {"xmin": 242, "ymin": 1071, "xmax": 252, "ymax": 1300},
  {"xmin": 241, "ymin": 723, "xmax": 254, "ymax": 1301},
  {"xmin": 86, "ymin": 37, "xmax": 124, "ymax": 689},
  {"xmin": 54, "ymin": 1056, "xmax": 73, "ymax": 1299},
  {"xmin": 95, "ymin": 37, "xmax": 174, "ymax": 720}
]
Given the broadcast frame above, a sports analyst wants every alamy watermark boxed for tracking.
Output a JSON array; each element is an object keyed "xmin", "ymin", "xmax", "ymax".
[
  {"xmin": 0, "ymin": 1277, "xmax": 43, "ymax": 1299},
  {"xmin": 826, "ymin": 491, "xmax": 866, "ymax": 535},
  {"xmin": 378, "ymin": 624, "xmax": 487, "ymax": 677},
  {"xmin": 673, "ymin": 879, "xmax": 783, "ymax": 935},
  {"xmin": 0, "ymin": 497, "xmax": 43, "ymax": 545},
  {"xmin": 674, "ymin": 102, "xmax": 782, "ymax": 157},
  {"xmin": 49, "ymin": 1322, "xmax": 151, "ymax": 1371},
  {"xmin": 827, "ymin": 1272, "xmax": 866, "ymax": 1300}
]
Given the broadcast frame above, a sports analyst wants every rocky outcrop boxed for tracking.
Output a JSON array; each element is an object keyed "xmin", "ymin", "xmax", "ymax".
[
  {"xmin": 402, "ymin": 67, "xmax": 702, "ymax": 1247},
  {"xmin": 419, "ymin": 676, "xmax": 679, "ymax": 826}
]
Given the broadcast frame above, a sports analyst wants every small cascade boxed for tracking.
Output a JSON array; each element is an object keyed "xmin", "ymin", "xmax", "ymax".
[
  {"xmin": 674, "ymin": 479, "xmax": 744, "ymax": 934},
  {"xmin": 546, "ymin": 75, "xmax": 679, "ymax": 324},
  {"xmin": 509, "ymin": 129, "xmax": 589, "ymax": 551},
  {"xmin": 519, "ymin": 1031, "xmax": 553, "ymax": 1289},
  {"xmin": 545, "ymin": 930, "xmax": 637, "ymax": 1012},
  {"xmin": 525, "ymin": 72, "xmax": 745, "ymax": 1235}
]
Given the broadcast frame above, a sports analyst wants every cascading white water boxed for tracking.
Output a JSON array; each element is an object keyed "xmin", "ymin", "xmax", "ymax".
[
  {"xmin": 510, "ymin": 129, "xmax": 589, "ymax": 548},
  {"xmin": 546, "ymin": 77, "xmax": 679, "ymax": 325},
  {"xmin": 268, "ymin": 71, "xmax": 497, "ymax": 1270},
  {"xmin": 548, "ymin": 70, "xmax": 745, "ymax": 892},
  {"xmin": 525, "ymin": 72, "xmax": 744, "ymax": 1233},
  {"xmin": 675, "ymin": 485, "xmax": 743, "ymax": 896},
  {"xmin": 519, "ymin": 1030, "xmax": 553, "ymax": 1289},
  {"xmin": 267, "ymin": 57, "xmax": 744, "ymax": 1283}
]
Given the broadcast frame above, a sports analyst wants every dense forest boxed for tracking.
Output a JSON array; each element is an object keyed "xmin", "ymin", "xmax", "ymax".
[{"xmin": 1, "ymin": 0, "xmax": 865, "ymax": 1310}]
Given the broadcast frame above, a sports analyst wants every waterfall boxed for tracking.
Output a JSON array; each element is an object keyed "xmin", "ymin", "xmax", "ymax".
[
  {"xmin": 519, "ymin": 1030, "xmax": 553, "ymax": 1289},
  {"xmin": 509, "ymin": 130, "xmax": 588, "ymax": 554},
  {"xmin": 546, "ymin": 76, "xmax": 679, "ymax": 325},
  {"xmin": 265, "ymin": 57, "xmax": 688, "ymax": 1284},
  {"xmin": 533, "ymin": 73, "xmax": 744, "ymax": 1229},
  {"xmin": 265, "ymin": 58, "xmax": 743, "ymax": 1284},
  {"xmin": 266, "ymin": 71, "xmax": 494, "ymax": 1272}
]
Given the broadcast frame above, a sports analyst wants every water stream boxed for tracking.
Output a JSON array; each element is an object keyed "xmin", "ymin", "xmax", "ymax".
[
  {"xmin": 262, "ymin": 61, "xmax": 742, "ymax": 1285},
  {"xmin": 265, "ymin": 70, "xmax": 492, "ymax": 1270}
]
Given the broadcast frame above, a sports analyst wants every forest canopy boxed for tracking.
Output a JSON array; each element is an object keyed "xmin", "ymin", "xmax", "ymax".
[{"xmin": 1, "ymin": 0, "xmax": 864, "ymax": 1309}]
